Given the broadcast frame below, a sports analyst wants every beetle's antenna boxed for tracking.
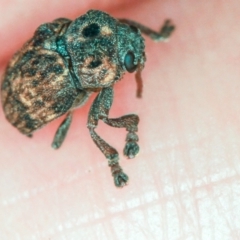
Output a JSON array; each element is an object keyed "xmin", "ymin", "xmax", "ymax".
[{"xmin": 136, "ymin": 66, "xmax": 143, "ymax": 98}]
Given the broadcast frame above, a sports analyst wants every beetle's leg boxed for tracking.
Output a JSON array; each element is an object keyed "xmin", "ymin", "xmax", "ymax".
[
  {"xmin": 87, "ymin": 87, "xmax": 129, "ymax": 187},
  {"xmin": 119, "ymin": 19, "xmax": 175, "ymax": 42},
  {"xmin": 89, "ymin": 129, "xmax": 129, "ymax": 187},
  {"xmin": 89, "ymin": 87, "xmax": 140, "ymax": 158},
  {"xmin": 52, "ymin": 112, "xmax": 73, "ymax": 149},
  {"xmin": 102, "ymin": 115, "xmax": 140, "ymax": 159}
]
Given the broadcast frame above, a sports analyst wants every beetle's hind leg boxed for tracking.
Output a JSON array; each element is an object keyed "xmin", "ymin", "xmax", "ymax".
[
  {"xmin": 119, "ymin": 19, "xmax": 175, "ymax": 42},
  {"xmin": 52, "ymin": 112, "xmax": 73, "ymax": 149}
]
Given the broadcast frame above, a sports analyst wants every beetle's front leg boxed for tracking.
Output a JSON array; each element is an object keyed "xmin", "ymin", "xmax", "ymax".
[
  {"xmin": 119, "ymin": 19, "xmax": 175, "ymax": 42},
  {"xmin": 87, "ymin": 88, "xmax": 129, "ymax": 187}
]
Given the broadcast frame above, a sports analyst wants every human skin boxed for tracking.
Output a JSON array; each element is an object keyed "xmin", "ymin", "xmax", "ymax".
[{"xmin": 1, "ymin": 0, "xmax": 240, "ymax": 239}]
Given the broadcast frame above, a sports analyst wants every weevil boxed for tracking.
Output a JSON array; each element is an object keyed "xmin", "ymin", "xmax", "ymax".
[{"xmin": 1, "ymin": 10, "xmax": 174, "ymax": 187}]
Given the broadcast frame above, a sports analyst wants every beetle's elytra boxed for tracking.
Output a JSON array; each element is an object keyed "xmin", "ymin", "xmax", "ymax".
[{"xmin": 1, "ymin": 10, "xmax": 174, "ymax": 187}]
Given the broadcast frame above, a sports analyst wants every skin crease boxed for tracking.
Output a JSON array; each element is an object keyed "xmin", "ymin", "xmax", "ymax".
[{"xmin": 1, "ymin": 0, "xmax": 240, "ymax": 239}]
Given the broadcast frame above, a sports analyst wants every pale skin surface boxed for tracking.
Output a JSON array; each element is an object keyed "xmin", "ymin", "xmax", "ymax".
[{"xmin": 0, "ymin": 0, "xmax": 240, "ymax": 239}]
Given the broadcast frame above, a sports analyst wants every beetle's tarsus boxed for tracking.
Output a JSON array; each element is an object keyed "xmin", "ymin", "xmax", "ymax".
[
  {"xmin": 111, "ymin": 163, "xmax": 129, "ymax": 187},
  {"xmin": 158, "ymin": 19, "xmax": 175, "ymax": 41},
  {"xmin": 124, "ymin": 141, "xmax": 139, "ymax": 159},
  {"xmin": 114, "ymin": 172, "xmax": 129, "ymax": 187}
]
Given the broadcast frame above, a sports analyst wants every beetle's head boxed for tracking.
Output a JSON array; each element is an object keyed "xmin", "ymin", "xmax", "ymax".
[{"xmin": 65, "ymin": 10, "xmax": 146, "ymax": 90}]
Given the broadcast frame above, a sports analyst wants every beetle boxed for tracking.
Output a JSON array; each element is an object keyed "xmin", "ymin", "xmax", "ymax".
[{"xmin": 1, "ymin": 10, "xmax": 174, "ymax": 187}]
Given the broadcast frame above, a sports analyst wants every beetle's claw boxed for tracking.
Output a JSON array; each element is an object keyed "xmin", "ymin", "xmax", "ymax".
[
  {"xmin": 110, "ymin": 163, "xmax": 129, "ymax": 187},
  {"xmin": 113, "ymin": 171, "xmax": 129, "ymax": 187},
  {"xmin": 124, "ymin": 141, "xmax": 139, "ymax": 159},
  {"xmin": 159, "ymin": 20, "xmax": 175, "ymax": 39}
]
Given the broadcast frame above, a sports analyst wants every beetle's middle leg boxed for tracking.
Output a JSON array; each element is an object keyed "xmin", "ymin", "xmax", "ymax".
[{"xmin": 52, "ymin": 91, "xmax": 90, "ymax": 149}]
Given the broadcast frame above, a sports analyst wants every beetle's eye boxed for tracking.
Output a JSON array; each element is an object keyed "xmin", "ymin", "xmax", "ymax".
[
  {"xmin": 88, "ymin": 59, "xmax": 102, "ymax": 68},
  {"xmin": 124, "ymin": 51, "xmax": 137, "ymax": 73},
  {"xmin": 82, "ymin": 23, "xmax": 100, "ymax": 38}
]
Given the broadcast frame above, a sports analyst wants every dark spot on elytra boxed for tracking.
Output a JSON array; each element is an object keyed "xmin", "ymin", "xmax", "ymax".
[
  {"xmin": 22, "ymin": 51, "xmax": 35, "ymax": 61},
  {"xmin": 22, "ymin": 113, "xmax": 38, "ymax": 130},
  {"xmin": 23, "ymin": 114, "xmax": 31, "ymax": 121},
  {"xmin": 33, "ymin": 24, "xmax": 56, "ymax": 47},
  {"xmin": 82, "ymin": 23, "xmax": 100, "ymax": 38},
  {"xmin": 33, "ymin": 37, "xmax": 44, "ymax": 47},
  {"xmin": 51, "ymin": 64, "xmax": 64, "ymax": 75},
  {"xmin": 22, "ymin": 68, "xmax": 37, "ymax": 77},
  {"xmin": 13, "ymin": 98, "xmax": 27, "ymax": 112},
  {"xmin": 32, "ymin": 79, "xmax": 39, "ymax": 87},
  {"xmin": 1, "ymin": 80, "xmax": 10, "ymax": 90},
  {"xmin": 34, "ymin": 100, "xmax": 45, "ymax": 107},
  {"xmin": 32, "ymin": 59, "xmax": 39, "ymax": 65},
  {"xmin": 45, "ymin": 55, "xmax": 56, "ymax": 62},
  {"xmin": 40, "ymin": 70, "xmax": 48, "ymax": 78}
]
